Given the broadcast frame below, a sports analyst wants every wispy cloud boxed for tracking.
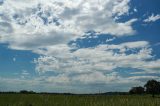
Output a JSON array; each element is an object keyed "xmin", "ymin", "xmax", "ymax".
[{"xmin": 144, "ymin": 14, "xmax": 160, "ymax": 23}]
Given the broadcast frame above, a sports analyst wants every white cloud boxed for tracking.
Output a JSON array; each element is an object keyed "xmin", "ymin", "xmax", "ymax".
[
  {"xmin": 112, "ymin": 0, "xmax": 130, "ymax": 16},
  {"xmin": 33, "ymin": 41, "xmax": 160, "ymax": 87},
  {"xmin": 134, "ymin": 8, "xmax": 137, "ymax": 12},
  {"xmin": 34, "ymin": 41, "xmax": 160, "ymax": 77},
  {"xmin": 45, "ymin": 74, "xmax": 70, "ymax": 84},
  {"xmin": 0, "ymin": 0, "xmax": 136, "ymax": 50},
  {"xmin": 120, "ymin": 41, "xmax": 149, "ymax": 48},
  {"xmin": 144, "ymin": 14, "xmax": 160, "ymax": 23},
  {"xmin": 72, "ymin": 71, "xmax": 119, "ymax": 84},
  {"xmin": 106, "ymin": 37, "xmax": 116, "ymax": 43},
  {"xmin": 22, "ymin": 70, "xmax": 30, "ymax": 76},
  {"xmin": 13, "ymin": 57, "xmax": 16, "ymax": 62},
  {"xmin": 128, "ymin": 76, "xmax": 160, "ymax": 82},
  {"xmin": 20, "ymin": 70, "xmax": 30, "ymax": 79}
]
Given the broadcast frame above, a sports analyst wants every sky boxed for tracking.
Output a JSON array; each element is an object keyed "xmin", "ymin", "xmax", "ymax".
[{"xmin": 0, "ymin": 0, "xmax": 160, "ymax": 93}]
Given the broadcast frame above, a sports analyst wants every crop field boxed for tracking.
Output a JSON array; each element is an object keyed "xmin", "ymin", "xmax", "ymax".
[{"xmin": 0, "ymin": 94, "xmax": 160, "ymax": 106}]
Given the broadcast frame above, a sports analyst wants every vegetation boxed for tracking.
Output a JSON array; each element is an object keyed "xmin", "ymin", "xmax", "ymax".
[
  {"xmin": 20, "ymin": 90, "xmax": 36, "ymax": 94},
  {"xmin": 129, "ymin": 86, "xmax": 144, "ymax": 94},
  {"xmin": 144, "ymin": 80, "xmax": 160, "ymax": 97},
  {"xmin": 0, "ymin": 94, "xmax": 160, "ymax": 106},
  {"xmin": 129, "ymin": 80, "xmax": 160, "ymax": 97}
]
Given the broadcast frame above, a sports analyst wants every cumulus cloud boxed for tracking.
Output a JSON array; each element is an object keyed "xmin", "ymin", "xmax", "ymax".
[
  {"xmin": 33, "ymin": 41, "xmax": 160, "ymax": 86},
  {"xmin": 33, "ymin": 41, "xmax": 150, "ymax": 74},
  {"xmin": 0, "ymin": 0, "xmax": 137, "ymax": 50},
  {"xmin": 0, "ymin": 22, "xmax": 13, "ymax": 33},
  {"xmin": 72, "ymin": 71, "xmax": 119, "ymax": 84},
  {"xmin": 144, "ymin": 14, "xmax": 160, "ymax": 23}
]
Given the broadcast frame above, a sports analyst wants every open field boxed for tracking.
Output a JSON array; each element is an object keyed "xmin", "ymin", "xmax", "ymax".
[{"xmin": 0, "ymin": 94, "xmax": 160, "ymax": 106}]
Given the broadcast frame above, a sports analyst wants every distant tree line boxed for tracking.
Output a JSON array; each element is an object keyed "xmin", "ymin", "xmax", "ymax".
[
  {"xmin": 19, "ymin": 90, "xmax": 36, "ymax": 94},
  {"xmin": 129, "ymin": 79, "xmax": 160, "ymax": 97},
  {"xmin": 0, "ymin": 90, "xmax": 36, "ymax": 94}
]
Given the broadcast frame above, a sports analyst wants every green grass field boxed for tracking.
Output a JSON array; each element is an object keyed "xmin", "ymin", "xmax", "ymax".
[{"xmin": 0, "ymin": 94, "xmax": 160, "ymax": 106}]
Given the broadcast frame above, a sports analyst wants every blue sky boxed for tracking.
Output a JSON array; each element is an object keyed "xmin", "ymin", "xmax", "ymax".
[{"xmin": 0, "ymin": 0, "xmax": 160, "ymax": 93}]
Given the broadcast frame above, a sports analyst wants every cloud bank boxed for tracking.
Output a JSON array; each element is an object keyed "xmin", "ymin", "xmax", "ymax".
[{"xmin": 0, "ymin": 0, "xmax": 160, "ymax": 93}]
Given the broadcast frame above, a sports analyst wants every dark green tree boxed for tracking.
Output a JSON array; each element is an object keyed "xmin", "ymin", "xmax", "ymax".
[
  {"xmin": 129, "ymin": 86, "xmax": 144, "ymax": 94},
  {"xmin": 20, "ymin": 90, "xmax": 36, "ymax": 94},
  {"xmin": 144, "ymin": 79, "xmax": 160, "ymax": 97}
]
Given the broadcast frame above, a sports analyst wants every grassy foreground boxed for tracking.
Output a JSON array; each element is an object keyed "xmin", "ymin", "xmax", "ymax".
[{"xmin": 0, "ymin": 94, "xmax": 160, "ymax": 106}]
